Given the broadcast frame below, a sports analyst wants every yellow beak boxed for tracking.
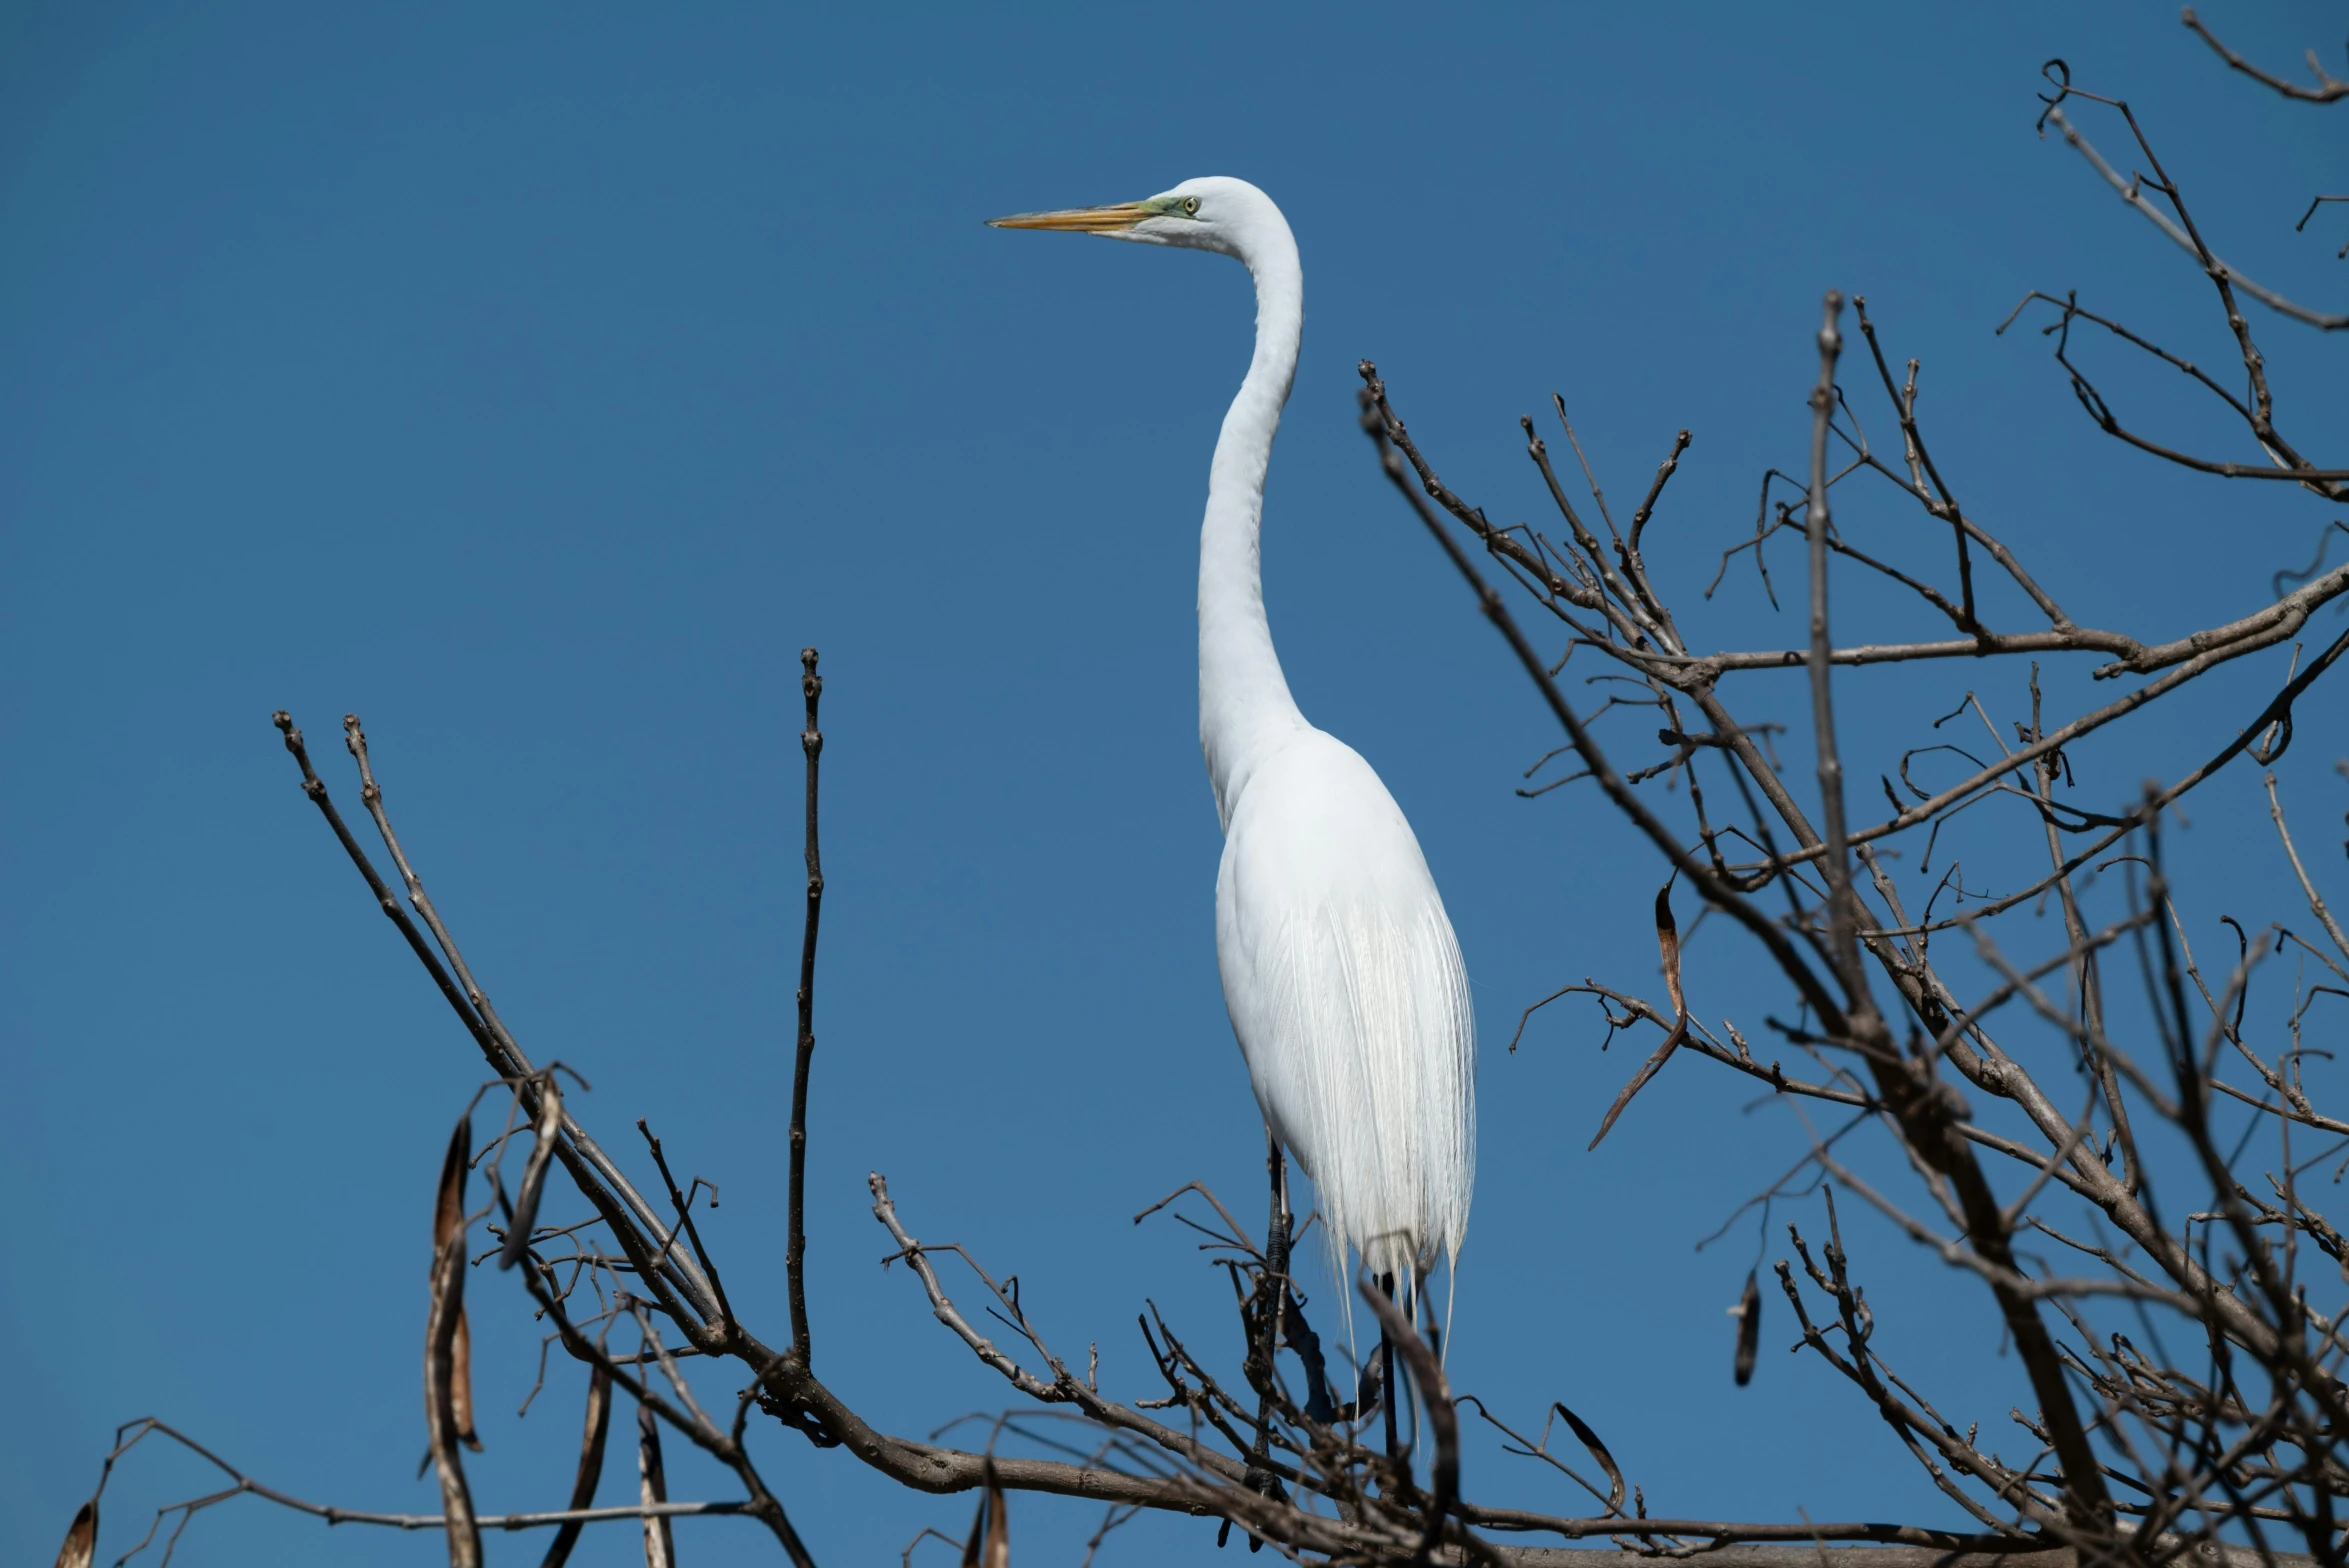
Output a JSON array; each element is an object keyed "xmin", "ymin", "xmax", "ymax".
[{"xmin": 986, "ymin": 201, "xmax": 1156, "ymax": 234}]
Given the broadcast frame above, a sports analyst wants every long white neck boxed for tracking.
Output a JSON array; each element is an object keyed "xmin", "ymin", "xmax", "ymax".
[{"xmin": 1199, "ymin": 214, "xmax": 1307, "ymax": 830}]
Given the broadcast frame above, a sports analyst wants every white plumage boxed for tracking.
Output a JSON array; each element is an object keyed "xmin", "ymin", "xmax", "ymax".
[
  {"xmin": 1217, "ymin": 731, "xmax": 1477, "ymax": 1288},
  {"xmin": 992, "ymin": 176, "xmax": 1477, "ymax": 1297}
]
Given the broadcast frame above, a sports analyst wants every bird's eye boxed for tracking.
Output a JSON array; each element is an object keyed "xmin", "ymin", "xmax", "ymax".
[{"xmin": 1182, "ymin": 196, "xmax": 1201, "ymax": 216}]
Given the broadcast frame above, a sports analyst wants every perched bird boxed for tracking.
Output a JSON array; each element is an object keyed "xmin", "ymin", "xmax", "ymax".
[{"xmin": 990, "ymin": 179, "xmax": 1476, "ymax": 1313}]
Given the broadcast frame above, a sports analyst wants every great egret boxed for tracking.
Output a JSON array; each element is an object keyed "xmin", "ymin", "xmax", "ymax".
[{"xmin": 990, "ymin": 178, "xmax": 1476, "ymax": 1316}]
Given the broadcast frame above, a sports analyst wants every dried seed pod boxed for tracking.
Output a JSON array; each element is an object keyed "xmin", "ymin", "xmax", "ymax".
[
  {"xmin": 432, "ymin": 1116, "xmax": 480, "ymax": 1450},
  {"xmin": 1733, "ymin": 1268, "xmax": 1762, "ymax": 1386},
  {"xmin": 500, "ymin": 1073, "xmax": 565, "ymax": 1271},
  {"xmin": 426, "ymin": 1115, "xmax": 482, "ymax": 1566},
  {"xmin": 53, "ymin": 1499, "xmax": 96, "ymax": 1568},
  {"xmin": 639, "ymin": 1400, "xmax": 674, "ymax": 1568},
  {"xmin": 1552, "ymin": 1400, "xmax": 1625, "ymax": 1516},
  {"xmin": 539, "ymin": 1362, "xmax": 611, "ymax": 1568},
  {"xmin": 1589, "ymin": 879, "xmax": 1691, "ymax": 1151},
  {"xmin": 960, "ymin": 1460, "xmax": 1009, "ymax": 1568}
]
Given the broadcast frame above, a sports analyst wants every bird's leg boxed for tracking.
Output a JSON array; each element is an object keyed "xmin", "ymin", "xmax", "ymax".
[
  {"xmin": 1259, "ymin": 1137, "xmax": 1293, "ymax": 1413},
  {"xmin": 1240, "ymin": 1133, "xmax": 1290, "ymax": 1549},
  {"xmin": 1417, "ymin": 1263, "xmax": 1438, "ymax": 1364},
  {"xmin": 1377, "ymin": 1269, "xmax": 1400, "ymax": 1461}
]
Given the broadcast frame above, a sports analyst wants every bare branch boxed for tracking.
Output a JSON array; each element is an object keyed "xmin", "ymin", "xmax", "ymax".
[{"xmin": 2183, "ymin": 8, "xmax": 2349, "ymax": 103}]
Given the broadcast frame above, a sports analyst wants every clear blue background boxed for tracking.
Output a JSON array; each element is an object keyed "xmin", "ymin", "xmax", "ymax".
[{"xmin": 6, "ymin": 4, "xmax": 2347, "ymax": 1563}]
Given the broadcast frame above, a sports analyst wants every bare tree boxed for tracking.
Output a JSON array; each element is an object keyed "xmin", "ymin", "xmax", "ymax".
[{"xmin": 52, "ymin": 13, "xmax": 2349, "ymax": 1568}]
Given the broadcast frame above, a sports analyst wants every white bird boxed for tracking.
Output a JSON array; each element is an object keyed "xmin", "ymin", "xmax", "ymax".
[{"xmin": 991, "ymin": 178, "xmax": 1475, "ymax": 1310}]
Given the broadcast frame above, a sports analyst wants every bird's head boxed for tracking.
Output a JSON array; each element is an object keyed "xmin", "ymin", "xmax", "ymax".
[{"xmin": 987, "ymin": 176, "xmax": 1274, "ymax": 260}]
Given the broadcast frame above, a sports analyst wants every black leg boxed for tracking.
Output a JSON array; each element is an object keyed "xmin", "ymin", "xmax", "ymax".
[
  {"xmin": 1262, "ymin": 1134, "xmax": 1292, "ymax": 1370},
  {"xmin": 1242, "ymin": 1132, "xmax": 1291, "ymax": 1551},
  {"xmin": 1378, "ymin": 1269, "xmax": 1399, "ymax": 1460}
]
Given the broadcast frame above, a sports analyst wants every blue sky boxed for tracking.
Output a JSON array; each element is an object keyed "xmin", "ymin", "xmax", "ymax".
[{"xmin": 6, "ymin": 3, "xmax": 2347, "ymax": 1564}]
